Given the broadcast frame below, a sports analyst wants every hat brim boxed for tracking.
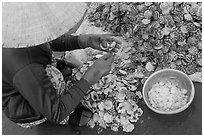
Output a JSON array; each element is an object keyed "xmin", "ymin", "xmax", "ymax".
[{"xmin": 2, "ymin": 2, "xmax": 88, "ymax": 48}]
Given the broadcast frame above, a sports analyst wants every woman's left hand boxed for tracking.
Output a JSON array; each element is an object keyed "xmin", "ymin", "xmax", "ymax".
[{"xmin": 78, "ymin": 34, "xmax": 122, "ymax": 53}]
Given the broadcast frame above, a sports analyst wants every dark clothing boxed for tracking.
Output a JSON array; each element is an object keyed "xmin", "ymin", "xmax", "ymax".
[{"xmin": 2, "ymin": 35, "xmax": 91, "ymax": 124}]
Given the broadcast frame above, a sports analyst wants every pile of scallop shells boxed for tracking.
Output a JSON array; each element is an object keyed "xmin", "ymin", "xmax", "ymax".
[
  {"xmin": 72, "ymin": 45, "xmax": 144, "ymax": 133},
  {"xmin": 87, "ymin": 2, "xmax": 202, "ymax": 75},
  {"xmin": 69, "ymin": 2, "xmax": 202, "ymax": 133}
]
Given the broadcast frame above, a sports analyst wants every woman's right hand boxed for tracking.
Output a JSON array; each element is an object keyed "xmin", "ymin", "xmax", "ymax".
[{"xmin": 82, "ymin": 53, "xmax": 114, "ymax": 85}]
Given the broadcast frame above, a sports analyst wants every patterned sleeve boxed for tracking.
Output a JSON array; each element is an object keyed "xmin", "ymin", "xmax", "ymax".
[{"xmin": 13, "ymin": 63, "xmax": 91, "ymax": 123}]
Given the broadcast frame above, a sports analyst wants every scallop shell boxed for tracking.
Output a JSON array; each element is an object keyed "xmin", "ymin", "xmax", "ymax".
[
  {"xmin": 151, "ymin": 21, "xmax": 161, "ymax": 29},
  {"xmin": 91, "ymin": 91, "xmax": 99, "ymax": 102},
  {"xmin": 93, "ymin": 12, "xmax": 101, "ymax": 20},
  {"xmin": 184, "ymin": 54, "xmax": 194, "ymax": 63},
  {"xmin": 92, "ymin": 102, "xmax": 97, "ymax": 108},
  {"xmin": 160, "ymin": 3, "xmax": 172, "ymax": 15},
  {"xmin": 142, "ymin": 18, "xmax": 151, "ymax": 25},
  {"xmin": 175, "ymin": 59, "xmax": 182, "ymax": 65},
  {"xmin": 173, "ymin": 15, "xmax": 183, "ymax": 23},
  {"xmin": 184, "ymin": 13, "xmax": 193, "ymax": 21},
  {"xmin": 135, "ymin": 91, "xmax": 143, "ymax": 99},
  {"xmin": 93, "ymin": 81, "xmax": 102, "ymax": 91},
  {"xmin": 109, "ymin": 80, "xmax": 117, "ymax": 89},
  {"xmin": 144, "ymin": 2, "xmax": 153, "ymax": 6},
  {"xmin": 101, "ymin": 76, "xmax": 109, "ymax": 84},
  {"xmin": 176, "ymin": 52, "xmax": 186, "ymax": 59},
  {"xmin": 196, "ymin": 6, "xmax": 202, "ymax": 17},
  {"xmin": 193, "ymin": 22, "xmax": 201, "ymax": 27},
  {"xmin": 181, "ymin": 59, "xmax": 187, "ymax": 66},
  {"xmin": 188, "ymin": 46, "xmax": 198, "ymax": 55},
  {"xmin": 133, "ymin": 69, "xmax": 145, "ymax": 78},
  {"xmin": 180, "ymin": 25, "xmax": 188, "ymax": 33},
  {"xmin": 145, "ymin": 62, "xmax": 155, "ymax": 72},
  {"xmin": 140, "ymin": 56, "xmax": 148, "ymax": 63},
  {"xmin": 196, "ymin": 58, "xmax": 202, "ymax": 66},
  {"xmin": 121, "ymin": 78, "xmax": 130, "ymax": 86},
  {"xmin": 144, "ymin": 10, "xmax": 153, "ymax": 18},
  {"xmin": 128, "ymin": 85, "xmax": 137, "ymax": 91},
  {"xmin": 84, "ymin": 94, "xmax": 90, "ymax": 100},
  {"xmin": 125, "ymin": 90, "xmax": 134, "ymax": 99},
  {"xmin": 153, "ymin": 43, "xmax": 163, "ymax": 50},
  {"xmin": 136, "ymin": 108, "xmax": 143, "ymax": 116},
  {"xmin": 116, "ymin": 91, "xmax": 126, "ymax": 101},
  {"xmin": 75, "ymin": 72, "xmax": 82, "ymax": 80},
  {"xmin": 95, "ymin": 54, "xmax": 103, "ymax": 58},
  {"xmin": 153, "ymin": 10, "xmax": 160, "ymax": 20},
  {"xmin": 133, "ymin": 24, "xmax": 139, "ymax": 33},
  {"xmin": 187, "ymin": 36, "xmax": 198, "ymax": 46},
  {"xmin": 121, "ymin": 53, "xmax": 130, "ymax": 60},
  {"xmin": 142, "ymin": 33, "xmax": 149, "ymax": 40},
  {"xmin": 129, "ymin": 115, "xmax": 139, "ymax": 123},
  {"xmin": 98, "ymin": 102, "xmax": 105, "ymax": 111},
  {"xmin": 196, "ymin": 67, "xmax": 202, "ymax": 72},
  {"xmin": 111, "ymin": 123, "xmax": 119, "ymax": 132},
  {"xmin": 141, "ymin": 77, "xmax": 147, "ymax": 84},
  {"xmin": 81, "ymin": 100, "xmax": 92, "ymax": 109},
  {"xmin": 177, "ymin": 41, "xmax": 186, "ymax": 46},
  {"xmin": 186, "ymin": 23, "xmax": 197, "ymax": 32},
  {"xmin": 119, "ymin": 69, "xmax": 127, "ymax": 75},
  {"xmin": 185, "ymin": 62, "xmax": 197, "ymax": 75},
  {"xmin": 93, "ymin": 113, "xmax": 100, "ymax": 122},
  {"xmin": 87, "ymin": 119, "xmax": 95, "ymax": 128},
  {"xmin": 104, "ymin": 100, "xmax": 113, "ymax": 110},
  {"xmin": 162, "ymin": 27, "xmax": 171, "ymax": 36},
  {"xmin": 110, "ymin": 41, "xmax": 117, "ymax": 49},
  {"xmin": 170, "ymin": 62, "xmax": 177, "ymax": 69},
  {"xmin": 103, "ymin": 88, "xmax": 112, "ymax": 95}
]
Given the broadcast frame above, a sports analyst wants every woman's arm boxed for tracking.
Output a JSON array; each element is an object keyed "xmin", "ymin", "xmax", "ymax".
[
  {"xmin": 13, "ymin": 63, "xmax": 91, "ymax": 123},
  {"xmin": 49, "ymin": 34, "xmax": 122, "ymax": 52},
  {"xmin": 49, "ymin": 34, "xmax": 82, "ymax": 51}
]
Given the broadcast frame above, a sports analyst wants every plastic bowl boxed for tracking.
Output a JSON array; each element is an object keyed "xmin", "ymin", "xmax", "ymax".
[{"xmin": 142, "ymin": 69, "xmax": 195, "ymax": 114}]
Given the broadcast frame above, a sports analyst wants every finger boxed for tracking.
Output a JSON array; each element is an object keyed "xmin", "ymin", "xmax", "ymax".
[
  {"xmin": 101, "ymin": 53, "xmax": 112, "ymax": 60},
  {"xmin": 111, "ymin": 48, "xmax": 120, "ymax": 53},
  {"xmin": 99, "ymin": 34, "xmax": 122, "ymax": 43},
  {"xmin": 115, "ymin": 42, "xmax": 122, "ymax": 49},
  {"xmin": 105, "ymin": 36, "xmax": 122, "ymax": 45}
]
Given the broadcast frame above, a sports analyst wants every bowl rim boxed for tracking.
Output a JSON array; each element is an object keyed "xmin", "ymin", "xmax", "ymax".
[{"xmin": 142, "ymin": 69, "xmax": 195, "ymax": 114}]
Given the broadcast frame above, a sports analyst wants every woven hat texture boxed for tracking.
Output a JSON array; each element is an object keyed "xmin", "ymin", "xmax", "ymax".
[{"xmin": 2, "ymin": 2, "xmax": 87, "ymax": 48}]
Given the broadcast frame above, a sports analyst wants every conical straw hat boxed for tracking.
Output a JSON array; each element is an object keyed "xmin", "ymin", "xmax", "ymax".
[{"xmin": 2, "ymin": 2, "xmax": 87, "ymax": 48}]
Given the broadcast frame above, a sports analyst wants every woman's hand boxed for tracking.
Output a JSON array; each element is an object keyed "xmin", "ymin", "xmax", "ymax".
[
  {"xmin": 78, "ymin": 34, "xmax": 122, "ymax": 53},
  {"xmin": 82, "ymin": 53, "xmax": 114, "ymax": 85}
]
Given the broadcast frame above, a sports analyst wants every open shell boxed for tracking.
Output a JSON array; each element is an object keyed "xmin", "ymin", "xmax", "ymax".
[
  {"xmin": 128, "ymin": 85, "xmax": 137, "ymax": 91},
  {"xmin": 104, "ymin": 100, "xmax": 113, "ymax": 110},
  {"xmin": 145, "ymin": 62, "xmax": 155, "ymax": 72},
  {"xmin": 104, "ymin": 113, "xmax": 113, "ymax": 123},
  {"xmin": 91, "ymin": 91, "xmax": 100, "ymax": 102}
]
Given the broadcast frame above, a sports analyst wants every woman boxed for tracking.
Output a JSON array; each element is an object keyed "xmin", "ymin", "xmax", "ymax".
[{"xmin": 2, "ymin": 3, "xmax": 121, "ymax": 128}]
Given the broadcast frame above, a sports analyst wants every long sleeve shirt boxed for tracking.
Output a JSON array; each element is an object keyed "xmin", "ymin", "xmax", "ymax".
[{"xmin": 2, "ymin": 34, "xmax": 91, "ymax": 124}]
